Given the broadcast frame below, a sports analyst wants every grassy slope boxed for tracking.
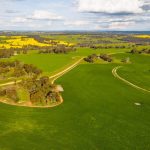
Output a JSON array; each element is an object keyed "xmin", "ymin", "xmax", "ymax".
[
  {"xmin": 0, "ymin": 63, "xmax": 150, "ymax": 150},
  {"xmin": 10, "ymin": 48, "xmax": 129, "ymax": 76},
  {"xmin": 13, "ymin": 53, "xmax": 77, "ymax": 76},
  {"xmin": 113, "ymin": 53, "xmax": 150, "ymax": 90}
]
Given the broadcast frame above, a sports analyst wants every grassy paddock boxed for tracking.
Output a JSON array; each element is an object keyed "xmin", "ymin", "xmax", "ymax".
[
  {"xmin": 113, "ymin": 53, "xmax": 150, "ymax": 90},
  {"xmin": 9, "ymin": 48, "xmax": 129, "ymax": 75},
  {"xmin": 0, "ymin": 62, "xmax": 150, "ymax": 149}
]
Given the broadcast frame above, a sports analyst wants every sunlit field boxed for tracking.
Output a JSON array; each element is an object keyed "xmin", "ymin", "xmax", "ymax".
[
  {"xmin": 134, "ymin": 35, "xmax": 150, "ymax": 38},
  {"xmin": 0, "ymin": 33, "xmax": 150, "ymax": 150}
]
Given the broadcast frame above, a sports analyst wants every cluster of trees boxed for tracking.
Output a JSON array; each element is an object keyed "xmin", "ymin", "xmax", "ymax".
[
  {"xmin": 84, "ymin": 54, "xmax": 98, "ymax": 63},
  {"xmin": 21, "ymin": 76, "xmax": 61, "ymax": 104},
  {"xmin": 0, "ymin": 47, "xmax": 29, "ymax": 59},
  {"xmin": 0, "ymin": 49, "xmax": 14, "ymax": 58},
  {"xmin": 90, "ymin": 44, "xmax": 131, "ymax": 49},
  {"xmin": 99, "ymin": 54, "xmax": 113, "ymax": 62},
  {"xmin": 0, "ymin": 76, "xmax": 61, "ymax": 105},
  {"xmin": 15, "ymin": 46, "xmax": 28, "ymax": 54},
  {"xmin": 78, "ymin": 43, "xmax": 92, "ymax": 47},
  {"xmin": 0, "ymin": 60, "xmax": 42, "ymax": 78},
  {"xmin": 28, "ymin": 35, "xmax": 51, "ymax": 44},
  {"xmin": 77, "ymin": 35, "xmax": 124, "ymax": 47},
  {"xmin": 29, "ymin": 35, "xmax": 67, "ymax": 45},
  {"xmin": 0, "ymin": 87, "xmax": 19, "ymax": 102},
  {"xmin": 78, "ymin": 43, "xmax": 133, "ymax": 49},
  {"xmin": 130, "ymin": 48, "xmax": 150, "ymax": 54},
  {"xmin": 123, "ymin": 37, "xmax": 150, "ymax": 44},
  {"xmin": 39, "ymin": 45, "xmax": 76, "ymax": 54},
  {"xmin": 84, "ymin": 54, "xmax": 113, "ymax": 63},
  {"xmin": 0, "ymin": 76, "xmax": 62, "ymax": 105},
  {"xmin": 0, "ymin": 39, "xmax": 76, "ymax": 60}
]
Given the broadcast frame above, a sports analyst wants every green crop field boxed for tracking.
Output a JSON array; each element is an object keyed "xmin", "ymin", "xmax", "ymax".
[
  {"xmin": 114, "ymin": 53, "xmax": 150, "ymax": 90},
  {"xmin": 0, "ymin": 33, "xmax": 150, "ymax": 150},
  {"xmin": 0, "ymin": 0, "xmax": 150, "ymax": 148},
  {"xmin": 9, "ymin": 48, "xmax": 129, "ymax": 76},
  {"xmin": 0, "ymin": 53, "xmax": 150, "ymax": 149}
]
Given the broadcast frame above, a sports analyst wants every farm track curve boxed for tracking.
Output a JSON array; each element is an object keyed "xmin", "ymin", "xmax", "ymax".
[{"xmin": 112, "ymin": 66, "xmax": 150, "ymax": 93}]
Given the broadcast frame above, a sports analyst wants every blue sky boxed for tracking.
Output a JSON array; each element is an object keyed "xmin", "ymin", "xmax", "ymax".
[{"xmin": 0, "ymin": 0, "xmax": 149, "ymax": 31}]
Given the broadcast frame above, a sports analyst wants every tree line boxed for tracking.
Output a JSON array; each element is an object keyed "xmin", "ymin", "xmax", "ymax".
[
  {"xmin": 39, "ymin": 44, "xmax": 76, "ymax": 54},
  {"xmin": 0, "ymin": 76, "xmax": 62, "ymax": 105},
  {"xmin": 84, "ymin": 54, "xmax": 113, "ymax": 63},
  {"xmin": 21, "ymin": 76, "xmax": 61, "ymax": 104},
  {"xmin": 130, "ymin": 48, "xmax": 150, "ymax": 54},
  {"xmin": 0, "ymin": 60, "xmax": 42, "ymax": 79}
]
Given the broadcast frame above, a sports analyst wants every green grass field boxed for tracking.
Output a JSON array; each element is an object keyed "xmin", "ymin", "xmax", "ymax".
[
  {"xmin": 0, "ymin": 52, "xmax": 150, "ymax": 149},
  {"xmin": 0, "ymin": 33, "xmax": 150, "ymax": 150},
  {"xmin": 113, "ymin": 53, "xmax": 150, "ymax": 90},
  {"xmin": 9, "ymin": 48, "xmax": 129, "ymax": 76}
]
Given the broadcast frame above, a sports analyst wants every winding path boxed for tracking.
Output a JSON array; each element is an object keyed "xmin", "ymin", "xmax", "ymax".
[
  {"xmin": 50, "ymin": 57, "xmax": 84, "ymax": 84},
  {"xmin": 0, "ymin": 57, "xmax": 84, "ymax": 87},
  {"xmin": 112, "ymin": 66, "xmax": 150, "ymax": 93},
  {"xmin": 0, "ymin": 80, "xmax": 21, "ymax": 87},
  {"xmin": 0, "ymin": 57, "xmax": 84, "ymax": 108}
]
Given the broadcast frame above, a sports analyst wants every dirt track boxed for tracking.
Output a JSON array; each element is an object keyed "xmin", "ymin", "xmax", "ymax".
[
  {"xmin": 50, "ymin": 57, "xmax": 84, "ymax": 84},
  {"xmin": 0, "ymin": 57, "xmax": 84, "ymax": 87},
  {"xmin": 0, "ymin": 57, "xmax": 84, "ymax": 108},
  {"xmin": 112, "ymin": 66, "xmax": 150, "ymax": 93}
]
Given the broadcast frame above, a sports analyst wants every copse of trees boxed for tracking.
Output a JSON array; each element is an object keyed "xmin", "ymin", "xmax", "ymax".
[
  {"xmin": 21, "ymin": 76, "xmax": 61, "ymax": 104},
  {"xmin": 39, "ymin": 44, "xmax": 76, "ymax": 54},
  {"xmin": 0, "ymin": 49, "xmax": 14, "ymax": 58},
  {"xmin": 130, "ymin": 49, "xmax": 139, "ymax": 54},
  {"xmin": 78, "ymin": 42, "xmax": 134, "ymax": 49},
  {"xmin": 130, "ymin": 48, "xmax": 150, "ymax": 54},
  {"xmin": 23, "ymin": 64, "xmax": 42, "ymax": 76},
  {"xmin": 140, "ymin": 49, "xmax": 150, "ymax": 54},
  {"xmin": 28, "ymin": 35, "xmax": 50, "ymax": 44},
  {"xmin": 84, "ymin": 54, "xmax": 97, "ymax": 63},
  {"xmin": 0, "ymin": 86, "xmax": 19, "ymax": 102},
  {"xmin": 123, "ymin": 36, "xmax": 150, "ymax": 44},
  {"xmin": 0, "ymin": 46, "xmax": 30, "ymax": 58},
  {"xmin": 0, "ymin": 61, "xmax": 17, "ymax": 68},
  {"xmin": 0, "ymin": 76, "xmax": 62, "ymax": 105},
  {"xmin": 100, "ymin": 54, "xmax": 113, "ymax": 62},
  {"xmin": 0, "ymin": 60, "xmax": 42, "ymax": 78},
  {"xmin": 90, "ymin": 44, "xmax": 129, "ymax": 49},
  {"xmin": 84, "ymin": 54, "xmax": 113, "ymax": 63}
]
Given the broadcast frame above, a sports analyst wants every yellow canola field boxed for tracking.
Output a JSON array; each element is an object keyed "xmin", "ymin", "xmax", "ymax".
[
  {"xmin": 0, "ymin": 36, "xmax": 7, "ymax": 38},
  {"xmin": 52, "ymin": 40, "xmax": 74, "ymax": 46},
  {"xmin": 6, "ymin": 38, "xmax": 50, "ymax": 47},
  {"xmin": 0, "ymin": 36, "xmax": 74, "ymax": 49},
  {"xmin": 0, "ymin": 36, "xmax": 51, "ymax": 49},
  {"xmin": 134, "ymin": 35, "xmax": 150, "ymax": 38}
]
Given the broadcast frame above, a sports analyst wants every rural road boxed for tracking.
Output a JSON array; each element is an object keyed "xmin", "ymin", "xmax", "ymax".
[
  {"xmin": 0, "ymin": 52, "xmax": 125, "ymax": 87},
  {"xmin": 0, "ymin": 57, "xmax": 84, "ymax": 87},
  {"xmin": 0, "ymin": 80, "xmax": 21, "ymax": 87},
  {"xmin": 112, "ymin": 66, "xmax": 150, "ymax": 93},
  {"xmin": 0, "ymin": 57, "xmax": 84, "ymax": 107},
  {"xmin": 50, "ymin": 57, "xmax": 84, "ymax": 84}
]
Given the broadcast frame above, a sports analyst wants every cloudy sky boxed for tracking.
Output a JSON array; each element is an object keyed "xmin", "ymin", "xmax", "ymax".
[{"xmin": 0, "ymin": 0, "xmax": 150, "ymax": 31}]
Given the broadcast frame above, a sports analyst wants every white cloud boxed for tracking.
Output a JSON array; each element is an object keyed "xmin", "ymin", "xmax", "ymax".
[
  {"xmin": 31, "ymin": 10, "xmax": 63, "ymax": 20},
  {"xmin": 0, "ymin": 0, "xmax": 149, "ymax": 30},
  {"xmin": 11, "ymin": 17, "xmax": 28, "ymax": 23},
  {"xmin": 77, "ymin": 0, "xmax": 144, "ymax": 14},
  {"xmin": 109, "ymin": 21, "xmax": 135, "ymax": 29},
  {"xmin": 64, "ymin": 20, "xmax": 89, "ymax": 26}
]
